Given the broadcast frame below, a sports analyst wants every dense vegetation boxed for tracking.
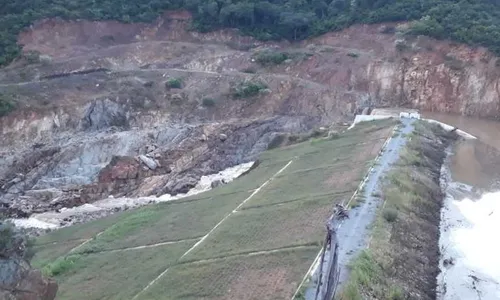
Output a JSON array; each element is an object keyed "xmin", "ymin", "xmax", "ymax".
[{"xmin": 2, "ymin": 0, "xmax": 500, "ymax": 65}]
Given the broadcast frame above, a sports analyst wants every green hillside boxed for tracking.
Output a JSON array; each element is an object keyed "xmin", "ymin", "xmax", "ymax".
[
  {"xmin": 32, "ymin": 119, "xmax": 395, "ymax": 300},
  {"xmin": 2, "ymin": 0, "xmax": 500, "ymax": 66}
]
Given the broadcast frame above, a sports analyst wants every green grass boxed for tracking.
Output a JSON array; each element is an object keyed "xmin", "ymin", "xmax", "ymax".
[
  {"xmin": 32, "ymin": 239, "xmax": 86, "ymax": 269},
  {"xmin": 243, "ymin": 166, "xmax": 360, "ymax": 208},
  {"xmin": 51, "ymin": 241, "xmax": 196, "ymax": 300},
  {"xmin": 140, "ymin": 247, "xmax": 319, "ymax": 300},
  {"xmin": 181, "ymin": 196, "xmax": 331, "ymax": 261},
  {"xmin": 34, "ymin": 211, "xmax": 130, "ymax": 245},
  {"xmin": 75, "ymin": 191, "xmax": 251, "ymax": 253}
]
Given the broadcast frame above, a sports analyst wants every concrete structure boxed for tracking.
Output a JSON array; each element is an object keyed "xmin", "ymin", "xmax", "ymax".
[
  {"xmin": 348, "ymin": 115, "xmax": 393, "ymax": 129},
  {"xmin": 400, "ymin": 111, "xmax": 421, "ymax": 119}
]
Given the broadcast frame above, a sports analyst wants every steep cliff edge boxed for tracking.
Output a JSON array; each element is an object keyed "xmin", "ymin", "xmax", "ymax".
[{"xmin": 1, "ymin": 12, "xmax": 499, "ymax": 224}]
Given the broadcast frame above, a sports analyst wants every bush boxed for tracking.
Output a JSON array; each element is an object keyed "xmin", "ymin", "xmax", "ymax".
[
  {"xmin": 254, "ymin": 51, "xmax": 288, "ymax": 66},
  {"xmin": 383, "ymin": 208, "xmax": 398, "ymax": 223},
  {"xmin": 202, "ymin": 97, "xmax": 216, "ymax": 107},
  {"xmin": 0, "ymin": 94, "xmax": 14, "ymax": 117},
  {"xmin": 387, "ymin": 286, "xmax": 405, "ymax": 300},
  {"xmin": 43, "ymin": 255, "xmax": 82, "ymax": 277},
  {"xmin": 444, "ymin": 54, "xmax": 464, "ymax": 70},
  {"xmin": 242, "ymin": 67, "xmax": 256, "ymax": 74},
  {"xmin": 231, "ymin": 81, "xmax": 268, "ymax": 99},
  {"xmin": 165, "ymin": 78, "xmax": 182, "ymax": 89},
  {"xmin": 267, "ymin": 134, "xmax": 286, "ymax": 150},
  {"xmin": 0, "ymin": 222, "xmax": 34, "ymax": 261}
]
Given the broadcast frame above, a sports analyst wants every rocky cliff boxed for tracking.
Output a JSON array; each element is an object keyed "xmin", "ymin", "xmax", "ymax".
[{"xmin": 1, "ymin": 11, "xmax": 499, "ymax": 224}]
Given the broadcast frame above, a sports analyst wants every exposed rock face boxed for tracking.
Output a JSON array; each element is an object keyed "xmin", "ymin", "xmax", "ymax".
[
  {"xmin": 0, "ymin": 259, "xmax": 57, "ymax": 300},
  {"xmin": 1, "ymin": 11, "xmax": 499, "ymax": 220},
  {"xmin": 80, "ymin": 98, "xmax": 128, "ymax": 131}
]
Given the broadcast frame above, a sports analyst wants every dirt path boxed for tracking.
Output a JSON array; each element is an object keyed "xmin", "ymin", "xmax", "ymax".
[{"xmin": 300, "ymin": 118, "xmax": 415, "ymax": 299}]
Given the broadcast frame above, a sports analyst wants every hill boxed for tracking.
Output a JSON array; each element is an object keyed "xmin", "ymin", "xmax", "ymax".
[{"xmin": 2, "ymin": 0, "xmax": 500, "ymax": 65}]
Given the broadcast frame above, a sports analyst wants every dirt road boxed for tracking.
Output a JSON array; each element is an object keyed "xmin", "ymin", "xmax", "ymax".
[{"xmin": 303, "ymin": 118, "xmax": 415, "ymax": 299}]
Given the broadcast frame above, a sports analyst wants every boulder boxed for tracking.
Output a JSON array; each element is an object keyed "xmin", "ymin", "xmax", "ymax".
[
  {"xmin": 139, "ymin": 155, "xmax": 158, "ymax": 170},
  {"xmin": 210, "ymin": 179, "xmax": 226, "ymax": 189},
  {"xmin": 24, "ymin": 189, "xmax": 63, "ymax": 203},
  {"xmin": 219, "ymin": 133, "xmax": 228, "ymax": 142},
  {"xmin": 164, "ymin": 176, "xmax": 198, "ymax": 195}
]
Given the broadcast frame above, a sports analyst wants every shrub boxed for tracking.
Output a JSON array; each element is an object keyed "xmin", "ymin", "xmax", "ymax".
[
  {"xmin": 267, "ymin": 134, "xmax": 286, "ymax": 150},
  {"xmin": 242, "ymin": 67, "xmax": 256, "ymax": 73},
  {"xmin": 0, "ymin": 94, "xmax": 14, "ymax": 117},
  {"xmin": 380, "ymin": 26, "xmax": 396, "ymax": 34},
  {"xmin": 387, "ymin": 286, "xmax": 405, "ymax": 300},
  {"xmin": 202, "ymin": 97, "xmax": 216, "ymax": 107},
  {"xmin": 444, "ymin": 54, "xmax": 464, "ymax": 70},
  {"xmin": 232, "ymin": 81, "xmax": 268, "ymax": 99},
  {"xmin": 383, "ymin": 208, "xmax": 398, "ymax": 223},
  {"xmin": 0, "ymin": 221, "xmax": 34, "ymax": 261},
  {"xmin": 43, "ymin": 255, "xmax": 82, "ymax": 277},
  {"xmin": 254, "ymin": 51, "xmax": 288, "ymax": 66},
  {"xmin": 22, "ymin": 50, "xmax": 41, "ymax": 64},
  {"xmin": 165, "ymin": 78, "xmax": 182, "ymax": 89}
]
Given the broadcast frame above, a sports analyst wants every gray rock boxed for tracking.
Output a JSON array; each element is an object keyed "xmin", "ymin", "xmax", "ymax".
[
  {"xmin": 24, "ymin": 189, "xmax": 63, "ymax": 203},
  {"xmin": 139, "ymin": 155, "xmax": 158, "ymax": 170},
  {"xmin": 164, "ymin": 175, "xmax": 199, "ymax": 195},
  {"xmin": 80, "ymin": 98, "xmax": 128, "ymax": 131},
  {"xmin": 210, "ymin": 179, "xmax": 226, "ymax": 189},
  {"xmin": 0, "ymin": 258, "xmax": 58, "ymax": 300},
  {"xmin": 219, "ymin": 133, "xmax": 228, "ymax": 142}
]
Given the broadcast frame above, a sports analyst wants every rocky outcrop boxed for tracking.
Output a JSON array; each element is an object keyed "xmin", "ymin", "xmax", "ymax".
[
  {"xmin": 80, "ymin": 98, "xmax": 129, "ymax": 131},
  {"xmin": 0, "ymin": 258, "xmax": 58, "ymax": 300}
]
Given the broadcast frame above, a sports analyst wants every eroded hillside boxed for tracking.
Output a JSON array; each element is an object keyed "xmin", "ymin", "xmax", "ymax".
[{"xmin": 1, "ymin": 11, "xmax": 500, "ymax": 224}]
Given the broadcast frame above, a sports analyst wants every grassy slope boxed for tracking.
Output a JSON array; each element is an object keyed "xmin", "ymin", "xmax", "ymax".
[
  {"xmin": 338, "ymin": 121, "xmax": 455, "ymax": 300},
  {"xmin": 32, "ymin": 119, "xmax": 395, "ymax": 300}
]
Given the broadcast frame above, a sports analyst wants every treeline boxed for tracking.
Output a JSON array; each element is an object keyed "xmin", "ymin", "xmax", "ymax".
[{"xmin": 2, "ymin": 0, "xmax": 500, "ymax": 66}]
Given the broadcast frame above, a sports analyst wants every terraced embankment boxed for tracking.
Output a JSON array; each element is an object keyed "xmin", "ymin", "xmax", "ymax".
[{"xmin": 31, "ymin": 120, "xmax": 395, "ymax": 300}]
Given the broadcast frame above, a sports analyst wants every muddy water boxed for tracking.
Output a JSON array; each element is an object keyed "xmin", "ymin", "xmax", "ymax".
[
  {"xmin": 425, "ymin": 112, "xmax": 500, "ymax": 189},
  {"xmin": 424, "ymin": 112, "xmax": 500, "ymax": 299}
]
